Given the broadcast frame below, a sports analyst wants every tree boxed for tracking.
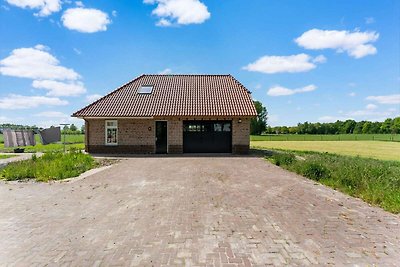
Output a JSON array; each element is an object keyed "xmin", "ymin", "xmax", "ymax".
[
  {"xmin": 391, "ymin": 117, "xmax": 400, "ymax": 134},
  {"xmin": 70, "ymin": 124, "xmax": 77, "ymax": 132},
  {"xmin": 250, "ymin": 101, "xmax": 268, "ymax": 135},
  {"xmin": 81, "ymin": 124, "xmax": 85, "ymax": 134}
]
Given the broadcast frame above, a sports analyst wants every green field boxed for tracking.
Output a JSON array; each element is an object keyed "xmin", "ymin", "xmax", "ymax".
[
  {"xmin": 0, "ymin": 134, "xmax": 84, "ymax": 144},
  {"xmin": 0, "ymin": 134, "xmax": 85, "ymax": 153},
  {"xmin": 0, "ymin": 154, "xmax": 15, "ymax": 159},
  {"xmin": 251, "ymin": 134, "xmax": 400, "ymax": 142},
  {"xmin": 252, "ymin": 140, "xmax": 400, "ymax": 161}
]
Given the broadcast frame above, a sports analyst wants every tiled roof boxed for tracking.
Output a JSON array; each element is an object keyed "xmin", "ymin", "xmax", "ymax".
[{"xmin": 72, "ymin": 74, "xmax": 257, "ymax": 117}]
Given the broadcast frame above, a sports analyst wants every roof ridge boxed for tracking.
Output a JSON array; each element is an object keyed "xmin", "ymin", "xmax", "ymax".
[{"xmin": 143, "ymin": 74, "xmax": 231, "ymax": 76}]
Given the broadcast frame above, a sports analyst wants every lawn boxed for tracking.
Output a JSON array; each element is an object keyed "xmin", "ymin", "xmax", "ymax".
[
  {"xmin": 251, "ymin": 140, "xmax": 400, "ymax": 161},
  {"xmin": 266, "ymin": 151, "xmax": 400, "ymax": 213},
  {"xmin": 0, "ymin": 134, "xmax": 85, "ymax": 153},
  {"xmin": 0, "ymin": 154, "xmax": 15, "ymax": 159},
  {"xmin": 0, "ymin": 134, "xmax": 84, "ymax": 144},
  {"xmin": 251, "ymin": 134, "xmax": 400, "ymax": 142},
  {"xmin": 0, "ymin": 151, "xmax": 97, "ymax": 182},
  {"xmin": 0, "ymin": 143, "xmax": 85, "ymax": 153}
]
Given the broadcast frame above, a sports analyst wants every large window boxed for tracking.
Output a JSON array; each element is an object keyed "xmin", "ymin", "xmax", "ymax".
[{"xmin": 105, "ymin": 120, "xmax": 118, "ymax": 145}]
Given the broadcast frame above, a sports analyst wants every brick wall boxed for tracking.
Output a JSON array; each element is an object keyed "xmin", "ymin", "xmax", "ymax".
[{"xmin": 85, "ymin": 117, "xmax": 252, "ymax": 154}]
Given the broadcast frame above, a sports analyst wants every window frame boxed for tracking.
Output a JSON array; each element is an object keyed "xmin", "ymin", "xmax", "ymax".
[{"xmin": 105, "ymin": 120, "xmax": 118, "ymax": 146}]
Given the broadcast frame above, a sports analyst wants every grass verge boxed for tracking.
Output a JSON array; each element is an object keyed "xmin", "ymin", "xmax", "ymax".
[
  {"xmin": 266, "ymin": 150, "xmax": 400, "ymax": 214},
  {"xmin": 0, "ymin": 150, "xmax": 98, "ymax": 182},
  {"xmin": 0, "ymin": 143, "xmax": 85, "ymax": 153}
]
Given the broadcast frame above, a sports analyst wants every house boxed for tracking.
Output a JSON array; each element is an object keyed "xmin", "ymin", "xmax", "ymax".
[{"xmin": 72, "ymin": 74, "xmax": 257, "ymax": 154}]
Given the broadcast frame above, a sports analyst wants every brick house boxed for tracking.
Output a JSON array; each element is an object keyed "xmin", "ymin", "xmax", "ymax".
[{"xmin": 72, "ymin": 74, "xmax": 257, "ymax": 154}]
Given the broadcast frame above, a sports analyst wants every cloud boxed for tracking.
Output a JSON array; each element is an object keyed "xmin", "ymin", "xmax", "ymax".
[
  {"xmin": 366, "ymin": 103, "xmax": 377, "ymax": 110},
  {"xmin": 32, "ymin": 80, "xmax": 86, "ymax": 96},
  {"xmin": 86, "ymin": 94, "xmax": 103, "ymax": 103},
  {"xmin": 112, "ymin": 10, "xmax": 117, "ymax": 17},
  {"xmin": 349, "ymin": 92, "xmax": 356, "ymax": 97},
  {"xmin": 5, "ymin": 0, "xmax": 61, "ymax": 16},
  {"xmin": 267, "ymin": 84, "xmax": 317, "ymax": 96},
  {"xmin": 366, "ymin": 94, "xmax": 400, "ymax": 104},
  {"xmin": 319, "ymin": 116, "xmax": 351, "ymax": 122},
  {"xmin": 144, "ymin": 0, "xmax": 210, "ymax": 26},
  {"xmin": 295, "ymin": 29, "xmax": 379, "ymax": 58},
  {"xmin": 0, "ymin": 45, "xmax": 79, "ymax": 80},
  {"xmin": 158, "ymin": 68, "xmax": 173, "ymax": 74},
  {"xmin": 243, "ymin": 54, "xmax": 325, "ymax": 74},
  {"xmin": 62, "ymin": 8, "xmax": 111, "ymax": 33},
  {"xmin": 0, "ymin": 94, "xmax": 68, "ymax": 109},
  {"xmin": 365, "ymin": 17, "xmax": 375, "ymax": 24},
  {"xmin": 34, "ymin": 111, "xmax": 68, "ymax": 118}
]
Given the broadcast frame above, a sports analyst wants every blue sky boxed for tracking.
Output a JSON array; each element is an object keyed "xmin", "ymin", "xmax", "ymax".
[{"xmin": 0, "ymin": 0, "xmax": 399, "ymax": 127}]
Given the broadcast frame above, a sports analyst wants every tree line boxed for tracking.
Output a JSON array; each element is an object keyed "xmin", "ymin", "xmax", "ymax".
[{"xmin": 265, "ymin": 117, "xmax": 400, "ymax": 135}]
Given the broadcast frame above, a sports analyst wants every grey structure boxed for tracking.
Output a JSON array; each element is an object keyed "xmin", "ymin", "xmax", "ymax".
[
  {"xmin": 39, "ymin": 127, "xmax": 61, "ymax": 145},
  {"xmin": 3, "ymin": 129, "xmax": 35, "ymax": 147}
]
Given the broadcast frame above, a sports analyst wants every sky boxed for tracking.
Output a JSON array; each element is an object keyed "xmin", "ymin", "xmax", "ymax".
[{"xmin": 0, "ymin": 0, "xmax": 399, "ymax": 127}]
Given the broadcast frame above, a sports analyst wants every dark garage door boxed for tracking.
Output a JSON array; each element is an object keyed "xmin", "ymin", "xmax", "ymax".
[{"xmin": 183, "ymin": 120, "xmax": 232, "ymax": 153}]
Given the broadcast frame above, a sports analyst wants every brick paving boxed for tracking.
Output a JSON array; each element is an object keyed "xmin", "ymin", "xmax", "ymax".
[{"xmin": 0, "ymin": 156, "xmax": 399, "ymax": 266}]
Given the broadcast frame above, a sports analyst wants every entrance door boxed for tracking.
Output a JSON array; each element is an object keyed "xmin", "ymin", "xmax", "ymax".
[{"xmin": 155, "ymin": 121, "xmax": 167, "ymax": 154}]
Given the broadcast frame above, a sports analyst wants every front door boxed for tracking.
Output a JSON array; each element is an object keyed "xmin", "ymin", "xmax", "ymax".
[{"xmin": 155, "ymin": 121, "xmax": 167, "ymax": 153}]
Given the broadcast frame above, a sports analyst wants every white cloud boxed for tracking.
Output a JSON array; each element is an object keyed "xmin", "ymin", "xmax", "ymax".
[
  {"xmin": 75, "ymin": 1, "xmax": 84, "ymax": 7},
  {"xmin": 34, "ymin": 111, "xmax": 68, "ymax": 118},
  {"xmin": 112, "ymin": 10, "xmax": 117, "ymax": 17},
  {"xmin": 144, "ymin": 0, "xmax": 210, "ymax": 26},
  {"xmin": 0, "ymin": 94, "xmax": 68, "ymax": 109},
  {"xmin": 366, "ymin": 103, "xmax": 377, "ymax": 110},
  {"xmin": 62, "ymin": 8, "xmax": 111, "ymax": 33},
  {"xmin": 366, "ymin": 94, "xmax": 400, "ymax": 104},
  {"xmin": 32, "ymin": 80, "xmax": 86, "ymax": 96},
  {"xmin": 86, "ymin": 94, "xmax": 103, "ymax": 103},
  {"xmin": 365, "ymin": 17, "xmax": 375, "ymax": 24},
  {"xmin": 158, "ymin": 68, "xmax": 173, "ymax": 74},
  {"xmin": 313, "ymin": 55, "xmax": 327, "ymax": 63},
  {"xmin": 73, "ymin": 48, "xmax": 82, "ymax": 55},
  {"xmin": 0, "ymin": 45, "xmax": 79, "ymax": 81},
  {"xmin": 295, "ymin": 29, "xmax": 379, "ymax": 58},
  {"xmin": 349, "ymin": 92, "xmax": 356, "ymax": 97},
  {"xmin": 319, "ymin": 116, "xmax": 351, "ymax": 122},
  {"xmin": 243, "ymin": 54, "xmax": 324, "ymax": 74},
  {"xmin": 267, "ymin": 84, "xmax": 317, "ymax": 96},
  {"xmin": 5, "ymin": 0, "xmax": 61, "ymax": 16}
]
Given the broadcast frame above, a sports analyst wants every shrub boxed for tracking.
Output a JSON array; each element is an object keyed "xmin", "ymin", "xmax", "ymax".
[{"xmin": 300, "ymin": 161, "xmax": 330, "ymax": 181}]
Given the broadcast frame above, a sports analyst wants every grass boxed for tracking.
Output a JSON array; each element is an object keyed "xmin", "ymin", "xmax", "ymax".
[
  {"xmin": 251, "ymin": 140, "xmax": 400, "ymax": 161},
  {"xmin": 0, "ymin": 143, "xmax": 85, "ymax": 153},
  {"xmin": 251, "ymin": 134, "xmax": 400, "ymax": 142},
  {"xmin": 0, "ymin": 150, "xmax": 97, "ymax": 182},
  {"xmin": 0, "ymin": 154, "xmax": 15, "ymax": 159},
  {"xmin": 0, "ymin": 134, "xmax": 84, "ymax": 144},
  {"xmin": 266, "ymin": 150, "xmax": 400, "ymax": 213}
]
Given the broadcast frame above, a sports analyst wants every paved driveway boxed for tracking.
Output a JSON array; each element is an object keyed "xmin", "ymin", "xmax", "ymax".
[{"xmin": 0, "ymin": 157, "xmax": 399, "ymax": 266}]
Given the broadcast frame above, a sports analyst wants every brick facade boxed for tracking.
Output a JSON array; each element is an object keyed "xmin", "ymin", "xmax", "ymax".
[{"xmin": 85, "ymin": 117, "xmax": 251, "ymax": 154}]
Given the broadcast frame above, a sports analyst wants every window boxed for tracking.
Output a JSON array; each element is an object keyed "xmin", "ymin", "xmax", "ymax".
[
  {"xmin": 138, "ymin": 85, "xmax": 153, "ymax": 94},
  {"xmin": 105, "ymin": 120, "xmax": 118, "ymax": 145}
]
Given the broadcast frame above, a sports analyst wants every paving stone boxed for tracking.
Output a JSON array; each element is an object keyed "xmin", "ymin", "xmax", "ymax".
[{"xmin": 0, "ymin": 157, "xmax": 399, "ymax": 266}]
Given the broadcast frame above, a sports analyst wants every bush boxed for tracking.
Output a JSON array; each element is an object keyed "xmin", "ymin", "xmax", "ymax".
[
  {"xmin": 300, "ymin": 161, "xmax": 330, "ymax": 181},
  {"xmin": 271, "ymin": 153, "xmax": 296, "ymax": 166}
]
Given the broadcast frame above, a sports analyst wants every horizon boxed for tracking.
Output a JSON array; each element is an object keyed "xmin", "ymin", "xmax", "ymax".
[{"xmin": 0, "ymin": 0, "xmax": 399, "ymax": 128}]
